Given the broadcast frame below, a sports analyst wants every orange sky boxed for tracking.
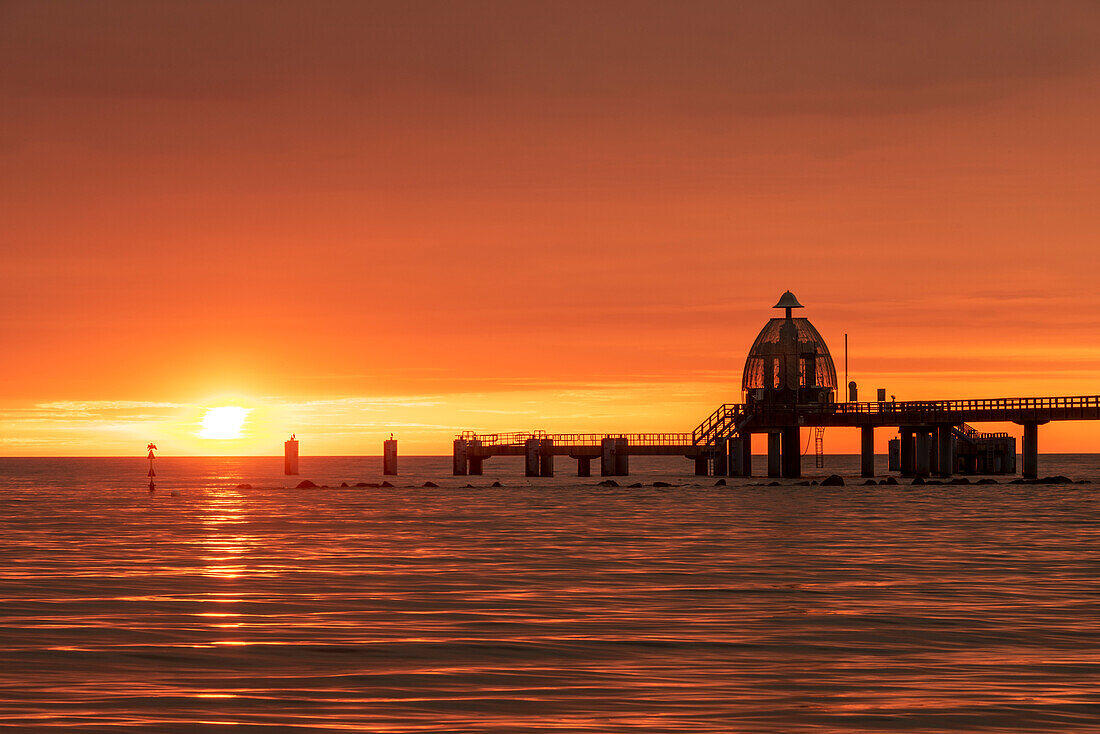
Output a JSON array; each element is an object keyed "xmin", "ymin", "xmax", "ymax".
[{"xmin": 2, "ymin": 1, "xmax": 1099, "ymax": 456}]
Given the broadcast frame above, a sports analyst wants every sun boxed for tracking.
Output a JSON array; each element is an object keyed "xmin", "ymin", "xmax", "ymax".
[{"xmin": 198, "ymin": 406, "xmax": 250, "ymax": 439}]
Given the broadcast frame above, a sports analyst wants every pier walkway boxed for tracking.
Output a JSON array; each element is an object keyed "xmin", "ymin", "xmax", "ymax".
[{"xmin": 455, "ymin": 395, "xmax": 1100, "ymax": 481}]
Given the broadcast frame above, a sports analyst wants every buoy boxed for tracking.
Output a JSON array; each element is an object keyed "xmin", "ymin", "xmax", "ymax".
[{"xmin": 146, "ymin": 443, "xmax": 157, "ymax": 491}]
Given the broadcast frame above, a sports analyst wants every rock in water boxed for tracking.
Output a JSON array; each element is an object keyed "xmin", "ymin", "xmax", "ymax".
[
  {"xmin": 911, "ymin": 476, "xmax": 925, "ymax": 485},
  {"xmin": 714, "ymin": 479, "xmax": 727, "ymax": 487},
  {"xmin": 379, "ymin": 481, "xmax": 394, "ymax": 488},
  {"xmin": 295, "ymin": 480, "xmax": 318, "ymax": 489},
  {"xmin": 340, "ymin": 482, "xmax": 349, "ymax": 488},
  {"xmin": 236, "ymin": 483, "xmax": 252, "ymax": 490},
  {"xmin": 653, "ymin": 481, "xmax": 672, "ymax": 487},
  {"xmin": 491, "ymin": 481, "xmax": 503, "ymax": 487},
  {"xmin": 423, "ymin": 481, "xmax": 439, "ymax": 488},
  {"xmin": 821, "ymin": 474, "xmax": 844, "ymax": 486}
]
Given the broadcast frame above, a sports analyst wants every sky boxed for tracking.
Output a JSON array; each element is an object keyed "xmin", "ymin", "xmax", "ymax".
[{"xmin": 2, "ymin": 0, "xmax": 1099, "ymax": 456}]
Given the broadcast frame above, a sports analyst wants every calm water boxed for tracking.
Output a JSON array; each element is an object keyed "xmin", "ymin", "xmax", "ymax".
[{"xmin": 1, "ymin": 455, "xmax": 1099, "ymax": 732}]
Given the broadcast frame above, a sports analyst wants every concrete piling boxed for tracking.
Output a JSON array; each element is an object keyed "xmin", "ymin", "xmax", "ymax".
[
  {"xmin": 694, "ymin": 455, "xmax": 708, "ymax": 476},
  {"xmin": 614, "ymin": 438, "xmax": 629, "ymax": 476},
  {"xmin": 767, "ymin": 432, "xmax": 781, "ymax": 478},
  {"xmin": 914, "ymin": 431, "xmax": 930, "ymax": 477},
  {"xmin": 601, "ymin": 438, "xmax": 616, "ymax": 476},
  {"xmin": 577, "ymin": 457, "xmax": 592, "ymax": 477},
  {"xmin": 861, "ymin": 426, "xmax": 875, "ymax": 478},
  {"xmin": 468, "ymin": 439, "xmax": 483, "ymax": 475},
  {"xmin": 712, "ymin": 437, "xmax": 729, "ymax": 477},
  {"xmin": 936, "ymin": 426, "xmax": 953, "ymax": 477},
  {"xmin": 383, "ymin": 438, "xmax": 398, "ymax": 476},
  {"xmin": 284, "ymin": 436, "xmax": 299, "ymax": 476},
  {"xmin": 781, "ymin": 426, "xmax": 801, "ymax": 478},
  {"xmin": 525, "ymin": 438, "xmax": 540, "ymax": 477},
  {"xmin": 738, "ymin": 434, "xmax": 753, "ymax": 477},
  {"xmin": 729, "ymin": 436, "xmax": 747, "ymax": 476},
  {"xmin": 900, "ymin": 429, "xmax": 915, "ymax": 476},
  {"xmin": 539, "ymin": 438, "xmax": 554, "ymax": 477},
  {"xmin": 1022, "ymin": 422, "xmax": 1039, "ymax": 479},
  {"xmin": 452, "ymin": 439, "xmax": 468, "ymax": 476}
]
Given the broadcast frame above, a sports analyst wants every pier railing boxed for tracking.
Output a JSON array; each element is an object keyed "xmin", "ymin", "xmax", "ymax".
[
  {"xmin": 458, "ymin": 432, "xmax": 695, "ymax": 447},
  {"xmin": 461, "ymin": 395, "xmax": 1099, "ymax": 451},
  {"xmin": 825, "ymin": 395, "xmax": 1100, "ymax": 416}
]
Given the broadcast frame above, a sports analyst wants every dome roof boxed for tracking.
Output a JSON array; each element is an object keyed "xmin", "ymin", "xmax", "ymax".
[{"xmin": 742, "ymin": 316, "xmax": 837, "ymax": 396}]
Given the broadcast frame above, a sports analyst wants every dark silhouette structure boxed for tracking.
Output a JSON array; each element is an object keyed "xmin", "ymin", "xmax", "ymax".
[
  {"xmin": 743, "ymin": 291, "xmax": 837, "ymax": 407},
  {"xmin": 455, "ymin": 293, "xmax": 1100, "ymax": 479},
  {"xmin": 284, "ymin": 435, "xmax": 299, "ymax": 475}
]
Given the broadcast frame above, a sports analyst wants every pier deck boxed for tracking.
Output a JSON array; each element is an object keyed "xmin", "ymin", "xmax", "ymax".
[{"xmin": 457, "ymin": 395, "xmax": 1100, "ymax": 480}]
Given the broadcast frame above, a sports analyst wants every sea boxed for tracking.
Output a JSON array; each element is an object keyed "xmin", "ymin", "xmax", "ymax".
[{"xmin": 1, "ymin": 454, "xmax": 1099, "ymax": 733}]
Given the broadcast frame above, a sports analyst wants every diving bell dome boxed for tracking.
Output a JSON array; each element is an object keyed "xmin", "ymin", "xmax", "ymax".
[
  {"xmin": 773, "ymin": 290, "xmax": 804, "ymax": 309},
  {"xmin": 742, "ymin": 292, "xmax": 837, "ymax": 405}
]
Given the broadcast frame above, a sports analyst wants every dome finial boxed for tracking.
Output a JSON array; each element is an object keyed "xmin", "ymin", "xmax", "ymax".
[
  {"xmin": 773, "ymin": 291, "xmax": 804, "ymax": 310},
  {"xmin": 774, "ymin": 290, "xmax": 803, "ymax": 319}
]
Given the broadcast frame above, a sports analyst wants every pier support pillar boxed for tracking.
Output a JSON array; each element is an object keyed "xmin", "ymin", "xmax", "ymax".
[
  {"xmin": 729, "ymin": 437, "xmax": 746, "ymax": 476},
  {"xmin": 900, "ymin": 429, "xmax": 915, "ymax": 476},
  {"xmin": 767, "ymin": 432, "xmax": 781, "ymax": 478},
  {"xmin": 601, "ymin": 438, "xmax": 616, "ymax": 476},
  {"xmin": 525, "ymin": 438, "xmax": 540, "ymax": 477},
  {"xmin": 781, "ymin": 426, "xmax": 801, "ymax": 479},
  {"xmin": 1022, "ymin": 422, "xmax": 1039, "ymax": 479},
  {"xmin": 383, "ymin": 439, "xmax": 398, "ymax": 476},
  {"xmin": 539, "ymin": 439, "xmax": 554, "ymax": 477},
  {"xmin": 712, "ymin": 438, "xmax": 728, "ymax": 477},
  {"xmin": 936, "ymin": 426, "xmax": 953, "ymax": 478},
  {"xmin": 914, "ymin": 431, "xmax": 930, "ymax": 477},
  {"xmin": 452, "ymin": 439, "xmax": 468, "ymax": 476},
  {"xmin": 577, "ymin": 457, "xmax": 591, "ymax": 477},
  {"xmin": 860, "ymin": 426, "xmax": 874, "ymax": 478},
  {"xmin": 694, "ymin": 455, "xmax": 708, "ymax": 476},
  {"xmin": 738, "ymin": 434, "xmax": 752, "ymax": 477},
  {"xmin": 467, "ymin": 439, "xmax": 483, "ymax": 475},
  {"xmin": 615, "ymin": 438, "xmax": 629, "ymax": 476}
]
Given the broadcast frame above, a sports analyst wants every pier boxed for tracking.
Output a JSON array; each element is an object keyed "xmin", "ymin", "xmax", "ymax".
[{"xmin": 456, "ymin": 293, "xmax": 1100, "ymax": 481}]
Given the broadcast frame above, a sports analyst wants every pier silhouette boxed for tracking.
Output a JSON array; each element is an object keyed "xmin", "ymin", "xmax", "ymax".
[{"xmin": 456, "ymin": 293, "xmax": 1100, "ymax": 480}]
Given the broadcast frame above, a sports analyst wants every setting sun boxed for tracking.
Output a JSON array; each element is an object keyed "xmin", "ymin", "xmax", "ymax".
[{"xmin": 198, "ymin": 407, "xmax": 250, "ymax": 440}]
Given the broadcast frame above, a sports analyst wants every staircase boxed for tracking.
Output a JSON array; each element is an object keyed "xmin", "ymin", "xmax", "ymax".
[{"xmin": 692, "ymin": 403, "xmax": 752, "ymax": 446}]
